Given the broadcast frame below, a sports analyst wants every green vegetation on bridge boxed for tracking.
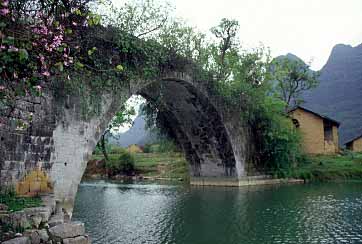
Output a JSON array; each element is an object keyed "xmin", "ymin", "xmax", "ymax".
[{"xmin": 1, "ymin": 0, "xmax": 321, "ymax": 174}]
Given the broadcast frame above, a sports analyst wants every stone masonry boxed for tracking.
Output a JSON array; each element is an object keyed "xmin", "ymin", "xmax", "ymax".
[{"xmin": 0, "ymin": 70, "xmax": 252, "ymax": 215}]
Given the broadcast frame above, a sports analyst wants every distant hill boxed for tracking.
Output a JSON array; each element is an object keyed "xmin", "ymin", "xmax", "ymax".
[
  {"xmin": 113, "ymin": 44, "xmax": 362, "ymax": 147},
  {"xmin": 108, "ymin": 114, "xmax": 158, "ymax": 147},
  {"xmin": 300, "ymin": 44, "xmax": 362, "ymax": 145}
]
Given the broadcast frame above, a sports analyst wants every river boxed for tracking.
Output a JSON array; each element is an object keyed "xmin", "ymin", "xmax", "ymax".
[{"xmin": 72, "ymin": 180, "xmax": 362, "ymax": 244}]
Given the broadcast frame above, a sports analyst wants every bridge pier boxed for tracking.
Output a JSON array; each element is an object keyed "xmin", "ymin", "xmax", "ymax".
[{"xmin": 0, "ymin": 72, "xmax": 253, "ymax": 216}]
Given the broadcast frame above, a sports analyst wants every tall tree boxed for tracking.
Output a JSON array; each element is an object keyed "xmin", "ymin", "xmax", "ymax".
[
  {"xmin": 97, "ymin": 105, "xmax": 135, "ymax": 160},
  {"xmin": 271, "ymin": 58, "xmax": 319, "ymax": 111},
  {"xmin": 210, "ymin": 18, "xmax": 240, "ymax": 81}
]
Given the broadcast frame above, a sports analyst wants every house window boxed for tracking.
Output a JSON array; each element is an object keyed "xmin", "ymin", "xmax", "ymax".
[
  {"xmin": 346, "ymin": 141, "xmax": 353, "ymax": 150},
  {"xmin": 323, "ymin": 120, "xmax": 334, "ymax": 142},
  {"xmin": 292, "ymin": 119, "xmax": 300, "ymax": 128}
]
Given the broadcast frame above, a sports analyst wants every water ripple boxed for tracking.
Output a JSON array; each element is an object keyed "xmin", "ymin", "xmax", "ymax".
[{"xmin": 72, "ymin": 181, "xmax": 362, "ymax": 244}]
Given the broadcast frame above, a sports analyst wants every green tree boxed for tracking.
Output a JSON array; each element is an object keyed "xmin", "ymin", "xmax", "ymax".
[
  {"xmin": 210, "ymin": 18, "xmax": 240, "ymax": 81},
  {"xmin": 103, "ymin": 0, "xmax": 172, "ymax": 38},
  {"xmin": 270, "ymin": 58, "xmax": 319, "ymax": 111},
  {"xmin": 97, "ymin": 105, "xmax": 135, "ymax": 160}
]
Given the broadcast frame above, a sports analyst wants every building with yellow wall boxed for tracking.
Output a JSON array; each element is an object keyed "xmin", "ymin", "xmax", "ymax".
[
  {"xmin": 289, "ymin": 106, "xmax": 340, "ymax": 154},
  {"xmin": 127, "ymin": 144, "xmax": 143, "ymax": 153},
  {"xmin": 345, "ymin": 135, "xmax": 362, "ymax": 152}
]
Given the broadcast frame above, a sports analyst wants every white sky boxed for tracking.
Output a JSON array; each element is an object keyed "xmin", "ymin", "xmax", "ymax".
[
  {"xmin": 168, "ymin": 0, "xmax": 362, "ymax": 70},
  {"xmin": 111, "ymin": 0, "xmax": 362, "ymax": 70},
  {"xmin": 115, "ymin": 0, "xmax": 362, "ymax": 132}
]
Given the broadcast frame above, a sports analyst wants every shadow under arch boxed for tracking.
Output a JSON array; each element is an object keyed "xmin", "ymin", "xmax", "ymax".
[{"xmin": 136, "ymin": 77, "xmax": 237, "ymax": 178}]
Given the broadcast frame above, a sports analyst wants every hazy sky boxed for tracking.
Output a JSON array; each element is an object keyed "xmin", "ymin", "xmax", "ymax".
[
  {"xmin": 168, "ymin": 0, "xmax": 362, "ymax": 70},
  {"xmin": 114, "ymin": 0, "xmax": 362, "ymax": 131}
]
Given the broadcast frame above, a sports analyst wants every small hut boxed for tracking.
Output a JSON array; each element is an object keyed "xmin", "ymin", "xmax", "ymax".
[
  {"xmin": 345, "ymin": 135, "xmax": 362, "ymax": 152},
  {"xmin": 127, "ymin": 144, "xmax": 143, "ymax": 153},
  {"xmin": 289, "ymin": 105, "xmax": 340, "ymax": 154}
]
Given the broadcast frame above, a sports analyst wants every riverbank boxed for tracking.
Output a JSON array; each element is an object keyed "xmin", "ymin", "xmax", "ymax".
[
  {"xmin": 285, "ymin": 152, "xmax": 362, "ymax": 181},
  {"xmin": 84, "ymin": 152, "xmax": 188, "ymax": 182},
  {"xmin": 85, "ymin": 151, "xmax": 362, "ymax": 184},
  {"xmin": 0, "ymin": 193, "xmax": 91, "ymax": 243}
]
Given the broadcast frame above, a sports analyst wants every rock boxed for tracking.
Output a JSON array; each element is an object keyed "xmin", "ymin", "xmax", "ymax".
[
  {"xmin": 24, "ymin": 207, "xmax": 52, "ymax": 224},
  {"xmin": 40, "ymin": 194, "xmax": 56, "ymax": 214},
  {"xmin": 0, "ymin": 203, "xmax": 9, "ymax": 211},
  {"xmin": 30, "ymin": 215, "xmax": 42, "ymax": 228},
  {"xmin": 49, "ymin": 222, "xmax": 85, "ymax": 240},
  {"xmin": 23, "ymin": 229, "xmax": 48, "ymax": 244},
  {"xmin": 2, "ymin": 236, "xmax": 31, "ymax": 244},
  {"xmin": 48, "ymin": 212, "xmax": 64, "ymax": 227},
  {"xmin": 29, "ymin": 231, "xmax": 41, "ymax": 244},
  {"xmin": 63, "ymin": 236, "xmax": 90, "ymax": 244},
  {"xmin": 38, "ymin": 229, "xmax": 49, "ymax": 242},
  {"xmin": 4, "ymin": 211, "xmax": 31, "ymax": 230}
]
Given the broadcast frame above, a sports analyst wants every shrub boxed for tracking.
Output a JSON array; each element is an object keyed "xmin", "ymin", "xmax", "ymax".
[
  {"xmin": 143, "ymin": 144, "xmax": 152, "ymax": 153},
  {"xmin": 158, "ymin": 139, "xmax": 178, "ymax": 153},
  {"xmin": 109, "ymin": 146, "xmax": 126, "ymax": 155},
  {"xmin": 105, "ymin": 151, "xmax": 135, "ymax": 176},
  {"xmin": 250, "ymin": 95, "xmax": 303, "ymax": 171}
]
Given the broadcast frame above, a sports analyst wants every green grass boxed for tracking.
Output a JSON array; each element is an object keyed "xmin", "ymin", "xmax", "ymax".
[
  {"xmin": 134, "ymin": 152, "xmax": 188, "ymax": 180},
  {"xmin": 286, "ymin": 152, "xmax": 362, "ymax": 181},
  {"xmin": 0, "ymin": 193, "xmax": 42, "ymax": 212},
  {"xmin": 90, "ymin": 151, "xmax": 189, "ymax": 181}
]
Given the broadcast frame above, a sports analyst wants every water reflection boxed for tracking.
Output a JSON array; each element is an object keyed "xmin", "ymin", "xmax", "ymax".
[{"xmin": 73, "ymin": 181, "xmax": 362, "ymax": 244}]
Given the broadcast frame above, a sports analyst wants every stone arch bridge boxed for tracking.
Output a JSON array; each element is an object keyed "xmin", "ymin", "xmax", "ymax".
[{"xmin": 0, "ymin": 69, "xmax": 255, "ymax": 213}]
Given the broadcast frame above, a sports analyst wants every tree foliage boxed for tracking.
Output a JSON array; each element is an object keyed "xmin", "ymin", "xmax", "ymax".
[
  {"xmin": 270, "ymin": 57, "xmax": 319, "ymax": 110},
  {"xmin": 1, "ymin": 0, "xmax": 317, "ymax": 172},
  {"xmin": 97, "ymin": 104, "xmax": 135, "ymax": 160}
]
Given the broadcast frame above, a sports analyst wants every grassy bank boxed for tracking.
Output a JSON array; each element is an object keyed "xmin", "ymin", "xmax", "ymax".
[
  {"xmin": 89, "ymin": 151, "xmax": 188, "ymax": 181},
  {"xmin": 0, "ymin": 192, "xmax": 42, "ymax": 212},
  {"xmin": 285, "ymin": 152, "xmax": 362, "ymax": 181}
]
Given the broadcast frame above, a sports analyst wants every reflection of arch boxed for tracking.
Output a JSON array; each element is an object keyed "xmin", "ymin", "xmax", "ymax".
[{"xmin": 292, "ymin": 119, "xmax": 300, "ymax": 128}]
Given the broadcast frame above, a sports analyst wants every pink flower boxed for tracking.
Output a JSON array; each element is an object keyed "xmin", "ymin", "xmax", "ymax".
[
  {"xmin": 39, "ymin": 55, "xmax": 45, "ymax": 63},
  {"xmin": 72, "ymin": 21, "xmax": 77, "ymax": 26},
  {"xmin": 0, "ymin": 45, "xmax": 5, "ymax": 49},
  {"xmin": 0, "ymin": 85, "xmax": 5, "ymax": 91},
  {"xmin": 0, "ymin": 8, "xmax": 9, "ymax": 16},
  {"xmin": 2, "ymin": 0, "xmax": 9, "ymax": 7},
  {"xmin": 35, "ymin": 85, "xmax": 42, "ymax": 91},
  {"xmin": 14, "ymin": 72, "xmax": 18, "ymax": 78},
  {"xmin": 42, "ymin": 71, "xmax": 50, "ymax": 77}
]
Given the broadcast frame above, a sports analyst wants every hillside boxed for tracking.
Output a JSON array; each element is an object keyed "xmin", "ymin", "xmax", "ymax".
[
  {"xmin": 108, "ymin": 115, "xmax": 158, "ymax": 147},
  {"xmin": 302, "ymin": 44, "xmax": 362, "ymax": 145}
]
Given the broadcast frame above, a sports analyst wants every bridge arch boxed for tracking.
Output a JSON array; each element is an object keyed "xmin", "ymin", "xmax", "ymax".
[{"xmin": 0, "ymin": 71, "xmax": 251, "ymax": 214}]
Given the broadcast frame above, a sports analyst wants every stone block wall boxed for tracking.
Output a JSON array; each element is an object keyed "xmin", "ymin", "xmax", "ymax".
[
  {"xmin": 0, "ymin": 94, "xmax": 56, "ymax": 190},
  {"xmin": 1, "ymin": 72, "xmax": 252, "ymax": 215}
]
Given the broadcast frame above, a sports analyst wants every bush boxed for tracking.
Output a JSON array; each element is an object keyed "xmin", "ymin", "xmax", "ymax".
[
  {"xmin": 250, "ymin": 95, "xmax": 304, "ymax": 172},
  {"xmin": 0, "ymin": 188, "xmax": 42, "ymax": 212},
  {"xmin": 143, "ymin": 139, "xmax": 179, "ymax": 153},
  {"xmin": 143, "ymin": 144, "xmax": 152, "ymax": 153},
  {"xmin": 158, "ymin": 139, "xmax": 178, "ymax": 153},
  {"xmin": 109, "ymin": 146, "xmax": 126, "ymax": 155},
  {"xmin": 105, "ymin": 151, "xmax": 135, "ymax": 176}
]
